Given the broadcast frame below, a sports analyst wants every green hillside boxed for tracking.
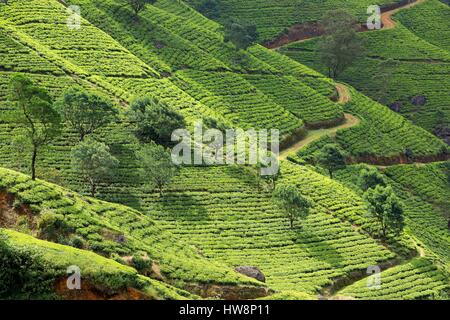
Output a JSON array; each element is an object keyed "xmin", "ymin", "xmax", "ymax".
[
  {"xmin": 0, "ymin": 0, "xmax": 448, "ymax": 301},
  {"xmin": 0, "ymin": 167, "xmax": 267, "ymax": 298},
  {"xmin": 280, "ymin": 0, "xmax": 450, "ymax": 138},
  {"xmin": 337, "ymin": 258, "xmax": 449, "ymax": 299},
  {"xmin": 197, "ymin": 0, "xmax": 395, "ymax": 42},
  {"xmin": 0, "ymin": 229, "xmax": 194, "ymax": 300}
]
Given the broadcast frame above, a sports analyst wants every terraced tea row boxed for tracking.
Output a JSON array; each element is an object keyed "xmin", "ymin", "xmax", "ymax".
[
  {"xmin": 0, "ymin": 0, "xmax": 158, "ymax": 78},
  {"xmin": 0, "ymin": 229, "xmax": 193, "ymax": 300},
  {"xmin": 172, "ymin": 70, "xmax": 303, "ymax": 136},
  {"xmin": 396, "ymin": 0, "xmax": 450, "ymax": 52},
  {"xmin": 210, "ymin": 0, "xmax": 395, "ymax": 41},
  {"xmin": 130, "ymin": 164, "xmax": 396, "ymax": 294},
  {"xmin": 337, "ymin": 258, "xmax": 449, "ymax": 299},
  {"xmin": 280, "ymin": 1, "xmax": 450, "ymax": 134},
  {"xmin": 0, "ymin": 167, "xmax": 260, "ymax": 290},
  {"xmin": 295, "ymin": 87, "xmax": 448, "ymax": 162},
  {"xmin": 384, "ymin": 162, "xmax": 450, "ymax": 210}
]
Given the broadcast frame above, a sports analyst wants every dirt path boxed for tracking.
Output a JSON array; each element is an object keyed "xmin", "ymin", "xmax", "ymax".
[
  {"xmin": 279, "ymin": 83, "xmax": 359, "ymax": 160},
  {"xmin": 336, "ymin": 83, "xmax": 351, "ymax": 104},
  {"xmin": 381, "ymin": 0, "xmax": 426, "ymax": 29},
  {"xmin": 265, "ymin": 0, "xmax": 426, "ymax": 49},
  {"xmin": 279, "ymin": 113, "xmax": 360, "ymax": 160}
]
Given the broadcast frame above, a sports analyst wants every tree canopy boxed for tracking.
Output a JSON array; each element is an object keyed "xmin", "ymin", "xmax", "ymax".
[
  {"xmin": 273, "ymin": 184, "xmax": 311, "ymax": 229},
  {"xmin": 364, "ymin": 185, "xmax": 405, "ymax": 238},
  {"xmin": 318, "ymin": 9, "xmax": 365, "ymax": 79},
  {"xmin": 317, "ymin": 144, "xmax": 346, "ymax": 179},
  {"xmin": 124, "ymin": 0, "xmax": 156, "ymax": 16},
  {"xmin": 128, "ymin": 96, "xmax": 185, "ymax": 146},
  {"xmin": 71, "ymin": 138, "xmax": 119, "ymax": 197},
  {"xmin": 224, "ymin": 22, "xmax": 259, "ymax": 51},
  {"xmin": 56, "ymin": 88, "xmax": 117, "ymax": 141},
  {"xmin": 9, "ymin": 74, "xmax": 61, "ymax": 180},
  {"xmin": 135, "ymin": 142, "xmax": 178, "ymax": 195},
  {"xmin": 358, "ymin": 167, "xmax": 386, "ymax": 191}
]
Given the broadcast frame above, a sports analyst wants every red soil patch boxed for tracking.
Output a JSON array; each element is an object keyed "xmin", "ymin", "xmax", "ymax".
[
  {"xmin": 264, "ymin": 0, "xmax": 421, "ymax": 49},
  {"xmin": 54, "ymin": 278, "xmax": 153, "ymax": 300}
]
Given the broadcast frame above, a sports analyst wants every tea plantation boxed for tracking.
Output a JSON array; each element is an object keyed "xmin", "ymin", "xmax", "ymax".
[
  {"xmin": 0, "ymin": 0, "xmax": 448, "ymax": 300},
  {"xmin": 280, "ymin": 0, "xmax": 450, "ymax": 136}
]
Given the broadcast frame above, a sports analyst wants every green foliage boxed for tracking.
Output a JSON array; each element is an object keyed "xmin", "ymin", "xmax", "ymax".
[
  {"xmin": 316, "ymin": 144, "xmax": 346, "ymax": 179},
  {"xmin": 358, "ymin": 167, "xmax": 386, "ymax": 191},
  {"xmin": 124, "ymin": 0, "xmax": 157, "ymax": 16},
  {"xmin": 71, "ymin": 138, "xmax": 119, "ymax": 197},
  {"xmin": 129, "ymin": 96, "xmax": 185, "ymax": 147},
  {"xmin": 37, "ymin": 210, "xmax": 72, "ymax": 242},
  {"xmin": 143, "ymin": 164, "xmax": 395, "ymax": 293},
  {"xmin": 55, "ymin": 87, "xmax": 117, "ymax": 141},
  {"xmin": 135, "ymin": 142, "xmax": 177, "ymax": 195},
  {"xmin": 283, "ymin": 4, "xmax": 450, "ymax": 134},
  {"xmin": 8, "ymin": 74, "xmax": 61, "ymax": 180},
  {"xmin": 224, "ymin": 22, "xmax": 259, "ymax": 51},
  {"xmin": 384, "ymin": 162, "xmax": 450, "ymax": 211},
  {"xmin": 364, "ymin": 185, "xmax": 405, "ymax": 238},
  {"xmin": 273, "ymin": 184, "xmax": 311, "ymax": 229},
  {"xmin": 0, "ymin": 232, "xmax": 58, "ymax": 299},
  {"xmin": 318, "ymin": 10, "xmax": 364, "ymax": 78},
  {"xmin": 191, "ymin": 0, "xmax": 221, "ymax": 19},
  {"xmin": 131, "ymin": 255, "xmax": 152, "ymax": 273},
  {"xmin": 213, "ymin": 0, "xmax": 393, "ymax": 41},
  {"xmin": 0, "ymin": 168, "xmax": 259, "ymax": 288},
  {"xmin": 339, "ymin": 258, "xmax": 449, "ymax": 300},
  {"xmin": 0, "ymin": 229, "xmax": 194, "ymax": 300}
]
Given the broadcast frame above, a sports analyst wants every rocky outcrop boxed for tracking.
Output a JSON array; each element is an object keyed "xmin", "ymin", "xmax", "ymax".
[
  {"xmin": 389, "ymin": 101, "xmax": 403, "ymax": 112},
  {"xmin": 234, "ymin": 266, "xmax": 266, "ymax": 283},
  {"xmin": 411, "ymin": 95, "xmax": 427, "ymax": 106}
]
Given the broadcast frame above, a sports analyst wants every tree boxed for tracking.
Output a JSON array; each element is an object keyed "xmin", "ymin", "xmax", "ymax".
[
  {"xmin": 195, "ymin": 0, "xmax": 221, "ymax": 19},
  {"xmin": 317, "ymin": 144, "xmax": 346, "ymax": 179},
  {"xmin": 135, "ymin": 142, "xmax": 178, "ymax": 195},
  {"xmin": 364, "ymin": 185, "xmax": 404, "ymax": 238},
  {"xmin": 224, "ymin": 22, "xmax": 259, "ymax": 51},
  {"xmin": 358, "ymin": 167, "xmax": 386, "ymax": 191},
  {"xmin": 318, "ymin": 10, "xmax": 365, "ymax": 79},
  {"xmin": 372, "ymin": 59, "xmax": 399, "ymax": 105},
  {"xmin": 71, "ymin": 138, "xmax": 119, "ymax": 197},
  {"xmin": 273, "ymin": 184, "xmax": 311, "ymax": 229},
  {"xmin": 128, "ymin": 96, "xmax": 185, "ymax": 146},
  {"xmin": 124, "ymin": 0, "xmax": 156, "ymax": 16},
  {"xmin": 56, "ymin": 88, "xmax": 117, "ymax": 141},
  {"xmin": 9, "ymin": 74, "xmax": 61, "ymax": 180}
]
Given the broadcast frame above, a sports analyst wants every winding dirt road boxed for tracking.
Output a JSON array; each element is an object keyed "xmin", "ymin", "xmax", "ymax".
[
  {"xmin": 279, "ymin": 84, "xmax": 359, "ymax": 160},
  {"xmin": 381, "ymin": 0, "xmax": 426, "ymax": 29},
  {"xmin": 265, "ymin": 0, "xmax": 427, "ymax": 49}
]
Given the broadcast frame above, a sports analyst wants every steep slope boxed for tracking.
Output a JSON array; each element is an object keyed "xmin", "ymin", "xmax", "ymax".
[
  {"xmin": 337, "ymin": 258, "xmax": 449, "ymax": 300},
  {"xmin": 0, "ymin": 167, "xmax": 268, "ymax": 298},
  {"xmin": 0, "ymin": 0, "xmax": 448, "ymax": 300},
  {"xmin": 198, "ymin": 0, "xmax": 396, "ymax": 42},
  {"xmin": 132, "ymin": 164, "xmax": 396, "ymax": 295},
  {"xmin": 279, "ymin": 0, "xmax": 450, "ymax": 139},
  {"xmin": 0, "ymin": 229, "xmax": 194, "ymax": 300}
]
